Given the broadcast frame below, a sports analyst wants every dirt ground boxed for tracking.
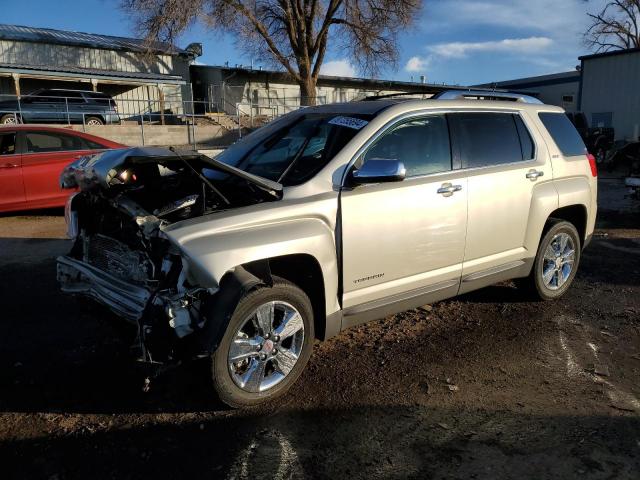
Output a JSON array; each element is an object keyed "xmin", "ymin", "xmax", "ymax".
[{"xmin": 0, "ymin": 178, "xmax": 639, "ymax": 480}]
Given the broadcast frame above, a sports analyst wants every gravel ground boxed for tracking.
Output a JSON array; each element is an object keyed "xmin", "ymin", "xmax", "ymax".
[{"xmin": 0, "ymin": 179, "xmax": 639, "ymax": 479}]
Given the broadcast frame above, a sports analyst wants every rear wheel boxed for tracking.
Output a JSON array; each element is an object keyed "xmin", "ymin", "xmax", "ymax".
[
  {"xmin": 1, "ymin": 114, "xmax": 20, "ymax": 125},
  {"xmin": 518, "ymin": 220, "xmax": 581, "ymax": 301},
  {"xmin": 211, "ymin": 278, "xmax": 314, "ymax": 408},
  {"xmin": 85, "ymin": 116, "xmax": 104, "ymax": 126}
]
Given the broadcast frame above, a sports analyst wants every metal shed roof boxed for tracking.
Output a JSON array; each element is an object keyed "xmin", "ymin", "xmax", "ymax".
[
  {"xmin": 579, "ymin": 47, "xmax": 640, "ymax": 61},
  {"xmin": 0, "ymin": 23, "xmax": 187, "ymax": 56},
  {"xmin": 0, "ymin": 63, "xmax": 186, "ymax": 85}
]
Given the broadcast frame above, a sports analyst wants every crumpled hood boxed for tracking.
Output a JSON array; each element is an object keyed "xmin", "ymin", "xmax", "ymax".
[
  {"xmin": 60, "ymin": 146, "xmax": 283, "ymax": 197},
  {"xmin": 60, "ymin": 147, "xmax": 187, "ymax": 190}
]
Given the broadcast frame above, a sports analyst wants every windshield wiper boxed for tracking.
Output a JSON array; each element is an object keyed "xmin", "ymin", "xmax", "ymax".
[
  {"xmin": 169, "ymin": 147, "xmax": 230, "ymax": 205},
  {"xmin": 169, "ymin": 147, "xmax": 282, "ymax": 199},
  {"xmin": 277, "ymin": 132, "xmax": 317, "ymax": 184}
]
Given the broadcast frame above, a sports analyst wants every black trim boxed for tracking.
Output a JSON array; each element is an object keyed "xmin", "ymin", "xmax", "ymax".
[
  {"xmin": 343, "ymin": 279, "xmax": 458, "ymax": 317},
  {"xmin": 341, "ymin": 279, "xmax": 459, "ymax": 330},
  {"xmin": 483, "ymin": 77, "xmax": 579, "ymax": 91},
  {"xmin": 461, "ymin": 260, "xmax": 525, "ymax": 283},
  {"xmin": 577, "ymin": 59, "xmax": 584, "ymax": 111},
  {"xmin": 579, "ymin": 47, "xmax": 640, "ymax": 61}
]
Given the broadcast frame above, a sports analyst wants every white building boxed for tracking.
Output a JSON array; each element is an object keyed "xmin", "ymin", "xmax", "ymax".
[
  {"xmin": 190, "ymin": 65, "xmax": 464, "ymax": 117},
  {"xmin": 474, "ymin": 71, "xmax": 581, "ymax": 113},
  {"xmin": 0, "ymin": 24, "xmax": 199, "ymax": 120},
  {"xmin": 578, "ymin": 48, "xmax": 640, "ymax": 142}
]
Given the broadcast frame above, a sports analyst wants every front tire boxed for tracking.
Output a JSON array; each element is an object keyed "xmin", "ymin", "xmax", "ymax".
[
  {"xmin": 211, "ymin": 278, "xmax": 314, "ymax": 408},
  {"xmin": 519, "ymin": 220, "xmax": 581, "ymax": 301}
]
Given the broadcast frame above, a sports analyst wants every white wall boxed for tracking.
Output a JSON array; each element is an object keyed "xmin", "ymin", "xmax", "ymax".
[{"xmin": 580, "ymin": 51, "xmax": 640, "ymax": 141}]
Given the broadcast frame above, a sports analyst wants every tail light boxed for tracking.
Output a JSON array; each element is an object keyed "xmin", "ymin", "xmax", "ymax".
[{"xmin": 587, "ymin": 153, "xmax": 597, "ymax": 177}]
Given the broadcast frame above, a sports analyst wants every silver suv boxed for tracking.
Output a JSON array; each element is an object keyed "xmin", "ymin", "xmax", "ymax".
[{"xmin": 58, "ymin": 91, "xmax": 597, "ymax": 407}]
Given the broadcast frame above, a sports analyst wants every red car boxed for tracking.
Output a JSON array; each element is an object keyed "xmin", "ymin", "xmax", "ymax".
[{"xmin": 0, "ymin": 126, "xmax": 124, "ymax": 213}]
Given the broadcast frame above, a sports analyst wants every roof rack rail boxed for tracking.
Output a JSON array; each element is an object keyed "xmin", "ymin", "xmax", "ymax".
[
  {"xmin": 361, "ymin": 91, "xmax": 437, "ymax": 101},
  {"xmin": 432, "ymin": 90, "xmax": 543, "ymax": 104}
]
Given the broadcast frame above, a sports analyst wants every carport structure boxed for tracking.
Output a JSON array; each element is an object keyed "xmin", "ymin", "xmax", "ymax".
[{"xmin": 0, "ymin": 24, "xmax": 200, "ymax": 121}]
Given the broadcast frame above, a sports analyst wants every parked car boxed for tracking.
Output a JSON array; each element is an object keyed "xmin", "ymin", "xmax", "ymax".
[
  {"xmin": 565, "ymin": 111, "xmax": 614, "ymax": 164},
  {"xmin": 0, "ymin": 126, "xmax": 124, "ymax": 213},
  {"xmin": 58, "ymin": 91, "xmax": 597, "ymax": 407},
  {"xmin": 0, "ymin": 89, "xmax": 121, "ymax": 126}
]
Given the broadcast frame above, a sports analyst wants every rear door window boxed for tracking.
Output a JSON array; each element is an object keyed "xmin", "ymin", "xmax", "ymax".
[
  {"xmin": 0, "ymin": 132, "xmax": 16, "ymax": 155},
  {"xmin": 450, "ymin": 112, "xmax": 525, "ymax": 168},
  {"xmin": 85, "ymin": 92, "xmax": 114, "ymax": 106},
  {"xmin": 539, "ymin": 112, "xmax": 587, "ymax": 156},
  {"xmin": 49, "ymin": 91, "xmax": 86, "ymax": 104}
]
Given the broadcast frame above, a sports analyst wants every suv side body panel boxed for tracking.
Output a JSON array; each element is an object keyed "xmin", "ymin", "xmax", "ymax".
[
  {"xmin": 160, "ymin": 100, "xmax": 596, "ymax": 342},
  {"xmin": 533, "ymin": 110, "xmax": 598, "ymax": 243}
]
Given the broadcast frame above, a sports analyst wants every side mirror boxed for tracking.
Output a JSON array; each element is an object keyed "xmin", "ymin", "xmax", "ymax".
[{"xmin": 351, "ymin": 159, "xmax": 406, "ymax": 185}]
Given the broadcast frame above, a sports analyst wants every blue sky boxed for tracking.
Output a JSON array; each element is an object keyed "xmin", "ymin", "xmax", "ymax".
[{"xmin": 3, "ymin": 0, "xmax": 608, "ymax": 85}]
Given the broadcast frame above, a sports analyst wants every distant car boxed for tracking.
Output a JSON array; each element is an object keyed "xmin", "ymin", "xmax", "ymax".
[
  {"xmin": 0, "ymin": 126, "xmax": 124, "ymax": 213},
  {"xmin": 0, "ymin": 89, "xmax": 121, "ymax": 126}
]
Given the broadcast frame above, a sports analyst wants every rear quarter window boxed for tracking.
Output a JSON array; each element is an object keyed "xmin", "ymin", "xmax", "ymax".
[{"xmin": 539, "ymin": 112, "xmax": 587, "ymax": 157}]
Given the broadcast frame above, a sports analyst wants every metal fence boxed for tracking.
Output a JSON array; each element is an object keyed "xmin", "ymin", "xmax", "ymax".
[
  {"xmin": 206, "ymin": 83, "xmax": 329, "ymax": 119},
  {"xmin": 0, "ymin": 92, "xmax": 306, "ymax": 147}
]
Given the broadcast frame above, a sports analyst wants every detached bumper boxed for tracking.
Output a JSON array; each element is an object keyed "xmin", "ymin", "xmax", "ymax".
[{"xmin": 57, "ymin": 255, "xmax": 151, "ymax": 322}]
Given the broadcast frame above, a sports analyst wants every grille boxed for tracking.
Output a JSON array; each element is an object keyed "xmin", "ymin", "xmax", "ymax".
[{"xmin": 84, "ymin": 234, "xmax": 153, "ymax": 283}]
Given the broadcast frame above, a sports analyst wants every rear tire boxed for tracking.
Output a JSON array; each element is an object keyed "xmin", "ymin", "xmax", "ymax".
[
  {"xmin": 211, "ymin": 277, "xmax": 314, "ymax": 408},
  {"xmin": 1, "ymin": 114, "xmax": 20, "ymax": 125},
  {"xmin": 518, "ymin": 220, "xmax": 581, "ymax": 301},
  {"xmin": 85, "ymin": 116, "xmax": 104, "ymax": 126}
]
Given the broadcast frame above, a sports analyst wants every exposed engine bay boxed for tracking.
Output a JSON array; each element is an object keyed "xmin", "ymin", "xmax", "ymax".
[{"xmin": 57, "ymin": 147, "xmax": 282, "ymax": 362}]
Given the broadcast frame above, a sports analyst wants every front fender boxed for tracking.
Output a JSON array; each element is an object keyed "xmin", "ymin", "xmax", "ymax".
[{"xmin": 164, "ymin": 217, "xmax": 340, "ymax": 317}]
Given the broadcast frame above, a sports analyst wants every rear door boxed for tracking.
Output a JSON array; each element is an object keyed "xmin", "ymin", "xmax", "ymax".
[
  {"xmin": 0, "ymin": 131, "xmax": 24, "ymax": 210},
  {"xmin": 25, "ymin": 90, "xmax": 63, "ymax": 123},
  {"xmin": 58, "ymin": 91, "xmax": 88, "ymax": 124},
  {"xmin": 21, "ymin": 130, "xmax": 95, "ymax": 206},
  {"xmin": 449, "ymin": 111, "xmax": 552, "ymax": 290}
]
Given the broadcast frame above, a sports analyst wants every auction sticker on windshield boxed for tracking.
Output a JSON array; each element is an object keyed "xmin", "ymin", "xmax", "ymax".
[{"xmin": 328, "ymin": 116, "xmax": 369, "ymax": 130}]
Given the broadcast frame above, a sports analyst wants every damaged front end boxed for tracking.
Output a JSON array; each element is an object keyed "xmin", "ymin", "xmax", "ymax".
[{"xmin": 57, "ymin": 147, "xmax": 280, "ymax": 363}]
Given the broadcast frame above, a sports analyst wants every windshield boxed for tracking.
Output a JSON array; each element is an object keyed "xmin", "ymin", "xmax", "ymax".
[{"xmin": 209, "ymin": 112, "xmax": 372, "ymax": 186}]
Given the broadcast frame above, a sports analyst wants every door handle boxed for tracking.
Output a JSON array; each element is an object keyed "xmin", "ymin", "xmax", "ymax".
[
  {"xmin": 0, "ymin": 162, "xmax": 19, "ymax": 169},
  {"xmin": 526, "ymin": 169, "xmax": 544, "ymax": 180},
  {"xmin": 437, "ymin": 183, "xmax": 462, "ymax": 197}
]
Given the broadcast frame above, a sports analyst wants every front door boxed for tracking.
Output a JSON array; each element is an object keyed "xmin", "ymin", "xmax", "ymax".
[
  {"xmin": 24, "ymin": 90, "xmax": 63, "ymax": 123},
  {"xmin": 340, "ymin": 114, "xmax": 468, "ymax": 321},
  {"xmin": 0, "ymin": 131, "xmax": 24, "ymax": 210}
]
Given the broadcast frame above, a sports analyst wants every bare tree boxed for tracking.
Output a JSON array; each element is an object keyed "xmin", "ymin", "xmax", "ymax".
[
  {"xmin": 122, "ymin": 0, "xmax": 421, "ymax": 105},
  {"xmin": 584, "ymin": 0, "xmax": 640, "ymax": 52}
]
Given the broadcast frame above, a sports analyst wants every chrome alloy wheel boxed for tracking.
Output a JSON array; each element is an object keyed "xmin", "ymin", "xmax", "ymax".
[
  {"xmin": 2, "ymin": 115, "xmax": 18, "ymax": 124},
  {"xmin": 541, "ymin": 232, "xmax": 576, "ymax": 290},
  {"xmin": 228, "ymin": 301, "xmax": 305, "ymax": 393},
  {"xmin": 86, "ymin": 118, "xmax": 103, "ymax": 126}
]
